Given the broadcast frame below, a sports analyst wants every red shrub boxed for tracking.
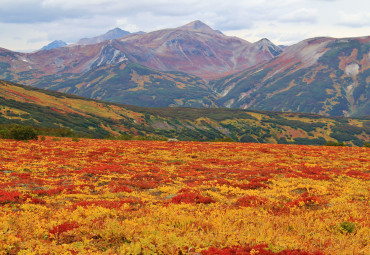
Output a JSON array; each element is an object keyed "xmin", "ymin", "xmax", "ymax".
[
  {"xmin": 0, "ymin": 190, "xmax": 23, "ymax": 204},
  {"xmin": 171, "ymin": 192, "xmax": 215, "ymax": 204},
  {"xmin": 238, "ymin": 181, "xmax": 269, "ymax": 190},
  {"xmin": 235, "ymin": 195, "xmax": 268, "ymax": 207},
  {"xmin": 72, "ymin": 199, "xmax": 143, "ymax": 209},
  {"xmin": 286, "ymin": 193, "xmax": 324, "ymax": 209},
  {"xmin": 49, "ymin": 221, "xmax": 79, "ymax": 236}
]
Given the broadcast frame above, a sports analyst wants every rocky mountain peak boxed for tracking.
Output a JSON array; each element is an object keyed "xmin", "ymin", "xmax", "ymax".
[
  {"xmin": 77, "ymin": 28, "xmax": 131, "ymax": 45},
  {"xmin": 41, "ymin": 40, "xmax": 67, "ymax": 51},
  {"xmin": 179, "ymin": 20, "xmax": 220, "ymax": 34},
  {"xmin": 254, "ymin": 38, "xmax": 282, "ymax": 57}
]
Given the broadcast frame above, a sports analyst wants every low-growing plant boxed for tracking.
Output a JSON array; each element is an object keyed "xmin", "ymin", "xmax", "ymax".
[{"xmin": 339, "ymin": 221, "xmax": 356, "ymax": 233}]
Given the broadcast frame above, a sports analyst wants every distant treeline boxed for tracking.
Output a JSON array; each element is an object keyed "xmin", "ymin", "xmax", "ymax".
[{"xmin": 0, "ymin": 124, "xmax": 79, "ymax": 140}]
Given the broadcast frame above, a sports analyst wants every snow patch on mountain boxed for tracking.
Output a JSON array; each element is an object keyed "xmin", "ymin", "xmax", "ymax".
[{"xmin": 345, "ymin": 63, "xmax": 359, "ymax": 76}]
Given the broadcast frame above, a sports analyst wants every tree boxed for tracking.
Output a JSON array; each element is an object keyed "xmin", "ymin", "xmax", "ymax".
[{"xmin": 5, "ymin": 125, "xmax": 38, "ymax": 141}]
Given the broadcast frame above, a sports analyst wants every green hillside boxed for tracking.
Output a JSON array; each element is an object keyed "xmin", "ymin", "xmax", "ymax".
[{"xmin": 0, "ymin": 79, "xmax": 369, "ymax": 145}]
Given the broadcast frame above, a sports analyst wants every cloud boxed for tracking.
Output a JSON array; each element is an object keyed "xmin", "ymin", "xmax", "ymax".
[
  {"xmin": 279, "ymin": 8, "xmax": 318, "ymax": 23},
  {"xmin": 0, "ymin": 0, "xmax": 369, "ymax": 52},
  {"xmin": 0, "ymin": 0, "xmax": 82, "ymax": 23},
  {"xmin": 337, "ymin": 11, "xmax": 370, "ymax": 27}
]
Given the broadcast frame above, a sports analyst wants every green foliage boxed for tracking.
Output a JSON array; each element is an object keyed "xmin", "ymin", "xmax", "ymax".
[
  {"xmin": 106, "ymin": 134, "xmax": 133, "ymax": 140},
  {"xmin": 363, "ymin": 142, "xmax": 370, "ymax": 148},
  {"xmin": 211, "ymin": 137, "xmax": 236, "ymax": 142},
  {"xmin": 293, "ymin": 137, "xmax": 326, "ymax": 145},
  {"xmin": 240, "ymin": 134, "xmax": 258, "ymax": 143},
  {"xmin": 2, "ymin": 125, "xmax": 38, "ymax": 141},
  {"xmin": 339, "ymin": 221, "xmax": 356, "ymax": 234},
  {"xmin": 325, "ymin": 141, "xmax": 346, "ymax": 146}
]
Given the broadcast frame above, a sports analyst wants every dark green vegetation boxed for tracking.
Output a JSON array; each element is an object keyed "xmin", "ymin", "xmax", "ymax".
[
  {"xmin": 0, "ymin": 124, "xmax": 39, "ymax": 140},
  {"xmin": 1, "ymin": 79, "xmax": 369, "ymax": 145}
]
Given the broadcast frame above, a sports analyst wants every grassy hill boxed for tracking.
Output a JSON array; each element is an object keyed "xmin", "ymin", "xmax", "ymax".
[{"xmin": 0, "ymin": 79, "xmax": 369, "ymax": 145}]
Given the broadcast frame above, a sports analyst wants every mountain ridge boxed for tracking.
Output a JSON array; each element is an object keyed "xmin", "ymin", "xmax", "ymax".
[
  {"xmin": 211, "ymin": 36, "xmax": 370, "ymax": 117},
  {"xmin": 0, "ymin": 21, "xmax": 368, "ymax": 117}
]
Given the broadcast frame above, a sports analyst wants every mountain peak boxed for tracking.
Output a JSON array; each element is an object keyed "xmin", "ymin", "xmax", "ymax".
[
  {"xmin": 77, "ymin": 28, "xmax": 131, "ymax": 45},
  {"xmin": 254, "ymin": 38, "xmax": 283, "ymax": 57},
  {"xmin": 106, "ymin": 27, "xmax": 127, "ymax": 35},
  {"xmin": 41, "ymin": 40, "xmax": 67, "ymax": 51},
  {"xmin": 179, "ymin": 20, "xmax": 221, "ymax": 34}
]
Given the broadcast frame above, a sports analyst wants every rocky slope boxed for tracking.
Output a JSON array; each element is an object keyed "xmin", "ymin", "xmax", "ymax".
[
  {"xmin": 116, "ymin": 20, "xmax": 282, "ymax": 79},
  {"xmin": 211, "ymin": 36, "xmax": 370, "ymax": 117}
]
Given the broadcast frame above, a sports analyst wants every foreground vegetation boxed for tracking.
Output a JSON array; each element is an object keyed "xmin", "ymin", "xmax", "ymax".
[{"xmin": 0, "ymin": 138, "xmax": 368, "ymax": 254}]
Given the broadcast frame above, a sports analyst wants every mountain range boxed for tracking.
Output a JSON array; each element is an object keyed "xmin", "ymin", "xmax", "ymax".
[{"xmin": 0, "ymin": 20, "xmax": 368, "ymax": 117}]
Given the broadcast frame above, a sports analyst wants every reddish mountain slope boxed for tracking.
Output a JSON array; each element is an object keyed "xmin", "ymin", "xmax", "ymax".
[
  {"xmin": 211, "ymin": 36, "xmax": 370, "ymax": 117},
  {"xmin": 117, "ymin": 21, "xmax": 281, "ymax": 79}
]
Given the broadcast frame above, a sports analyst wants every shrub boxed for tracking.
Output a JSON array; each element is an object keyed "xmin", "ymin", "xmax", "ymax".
[
  {"xmin": 363, "ymin": 142, "xmax": 370, "ymax": 148},
  {"xmin": 4, "ymin": 125, "xmax": 38, "ymax": 141},
  {"xmin": 171, "ymin": 192, "xmax": 215, "ymax": 204},
  {"xmin": 339, "ymin": 221, "xmax": 356, "ymax": 233},
  {"xmin": 212, "ymin": 137, "xmax": 235, "ymax": 142},
  {"xmin": 325, "ymin": 141, "xmax": 346, "ymax": 146}
]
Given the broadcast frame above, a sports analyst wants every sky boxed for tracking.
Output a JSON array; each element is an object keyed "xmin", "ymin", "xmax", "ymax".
[{"xmin": 0, "ymin": 0, "xmax": 369, "ymax": 52}]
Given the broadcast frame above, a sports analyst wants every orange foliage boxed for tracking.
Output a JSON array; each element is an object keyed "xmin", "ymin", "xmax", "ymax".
[{"xmin": 0, "ymin": 138, "xmax": 368, "ymax": 254}]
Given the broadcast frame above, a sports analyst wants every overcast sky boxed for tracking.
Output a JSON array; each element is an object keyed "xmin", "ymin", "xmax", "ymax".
[{"xmin": 1, "ymin": 0, "xmax": 369, "ymax": 52}]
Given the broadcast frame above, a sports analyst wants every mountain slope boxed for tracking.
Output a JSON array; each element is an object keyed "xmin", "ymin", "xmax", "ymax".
[
  {"xmin": 0, "ymin": 41, "xmax": 216, "ymax": 107},
  {"xmin": 211, "ymin": 36, "xmax": 370, "ymax": 117},
  {"xmin": 1, "ymin": 79, "xmax": 369, "ymax": 145}
]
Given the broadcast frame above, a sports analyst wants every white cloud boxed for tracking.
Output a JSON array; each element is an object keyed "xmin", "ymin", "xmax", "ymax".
[
  {"xmin": 338, "ymin": 11, "xmax": 370, "ymax": 27},
  {"xmin": 0, "ymin": 0, "xmax": 369, "ymax": 51},
  {"xmin": 279, "ymin": 8, "xmax": 318, "ymax": 23}
]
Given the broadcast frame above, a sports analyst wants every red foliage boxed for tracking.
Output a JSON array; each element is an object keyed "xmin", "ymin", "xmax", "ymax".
[
  {"xmin": 34, "ymin": 187, "xmax": 65, "ymax": 196},
  {"xmin": 0, "ymin": 190, "xmax": 23, "ymax": 204},
  {"xmin": 237, "ymin": 181, "xmax": 269, "ymax": 190},
  {"xmin": 49, "ymin": 221, "xmax": 79, "ymax": 236},
  {"xmin": 171, "ymin": 192, "xmax": 215, "ymax": 204},
  {"xmin": 235, "ymin": 195, "xmax": 268, "ymax": 207},
  {"xmin": 72, "ymin": 199, "xmax": 143, "ymax": 209},
  {"xmin": 286, "ymin": 193, "xmax": 324, "ymax": 208}
]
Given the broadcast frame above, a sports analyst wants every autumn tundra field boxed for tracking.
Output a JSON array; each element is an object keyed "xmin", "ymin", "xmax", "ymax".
[{"xmin": 0, "ymin": 138, "xmax": 369, "ymax": 254}]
